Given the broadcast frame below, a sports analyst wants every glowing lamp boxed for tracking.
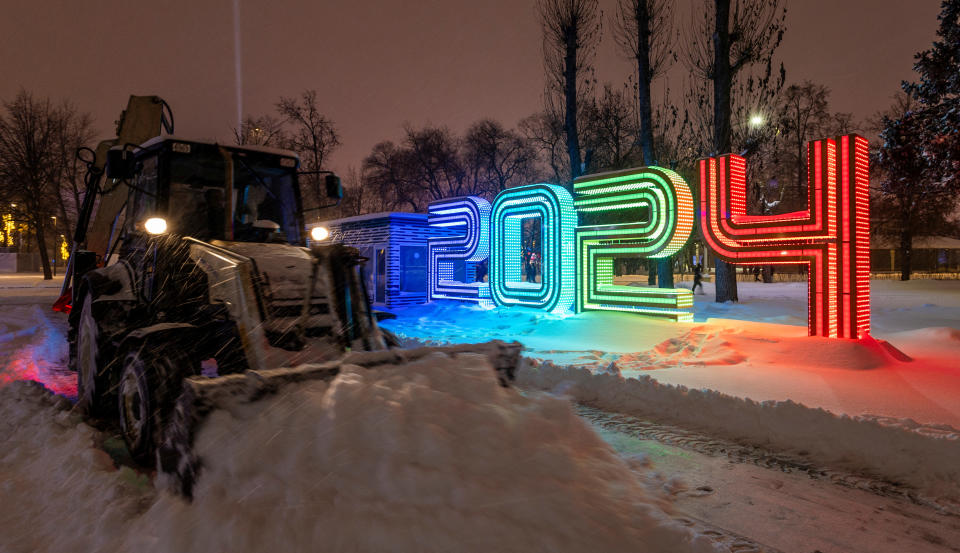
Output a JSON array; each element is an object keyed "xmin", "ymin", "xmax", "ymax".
[
  {"xmin": 144, "ymin": 217, "xmax": 168, "ymax": 235},
  {"xmin": 310, "ymin": 225, "xmax": 330, "ymax": 241}
]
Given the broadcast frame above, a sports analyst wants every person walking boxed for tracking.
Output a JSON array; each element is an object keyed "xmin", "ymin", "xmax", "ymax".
[{"xmin": 692, "ymin": 264, "xmax": 704, "ymax": 295}]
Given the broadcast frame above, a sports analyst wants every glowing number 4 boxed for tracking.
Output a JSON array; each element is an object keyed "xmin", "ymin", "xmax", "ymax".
[{"xmin": 699, "ymin": 133, "xmax": 871, "ymax": 338}]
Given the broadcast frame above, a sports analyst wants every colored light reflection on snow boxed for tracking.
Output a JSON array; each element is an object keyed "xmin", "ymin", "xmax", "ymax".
[
  {"xmin": 574, "ymin": 167, "xmax": 695, "ymax": 321},
  {"xmin": 490, "ymin": 184, "xmax": 576, "ymax": 313},
  {"xmin": 699, "ymin": 133, "xmax": 871, "ymax": 338},
  {"xmin": 427, "ymin": 196, "xmax": 492, "ymax": 304}
]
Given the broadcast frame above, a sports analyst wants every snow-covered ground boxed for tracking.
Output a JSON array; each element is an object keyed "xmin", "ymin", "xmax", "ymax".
[
  {"xmin": 0, "ymin": 304, "xmax": 74, "ymax": 397},
  {"xmin": 0, "ymin": 355, "xmax": 721, "ymax": 553},
  {"xmin": 380, "ymin": 280, "xmax": 960, "ymax": 500},
  {"xmin": 0, "ymin": 274, "xmax": 66, "ymax": 305},
  {"xmin": 381, "ymin": 280, "xmax": 960, "ymax": 427},
  {"xmin": 3, "ymin": 277, "xmax": 960, "ymax": 551}
]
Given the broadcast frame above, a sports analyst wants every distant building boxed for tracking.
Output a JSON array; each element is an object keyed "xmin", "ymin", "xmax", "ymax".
[{"xmin": 311, "ymin": 212, "xmax": 452, "ymax": 308}]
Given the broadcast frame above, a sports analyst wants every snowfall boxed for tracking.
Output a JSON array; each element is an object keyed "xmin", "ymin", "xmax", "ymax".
[{"xmin": 2, "ymin": 275, "xmax": 960, "ymax": 552}]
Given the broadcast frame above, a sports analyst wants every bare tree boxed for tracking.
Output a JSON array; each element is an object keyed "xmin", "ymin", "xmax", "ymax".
[
  {"xmin": 405, "ymin": 125, "xmax": 472, "ymax": 201},
  {"xmin": 233, "ymin": 114, "xmax": 287, "ymax": 147},
  {"xmin": 336, "ymin": 165, "xmax": 385, "ymax": 217},
  {"xmin": 683, "ymin": 0, "xmax": 786, "ymax": 302},
  {"xmin": 362, "ymin": 126, "xmax": 469, "ymax": 213},
  {"xmin": 612, "ymin": 0, "xmax": 673, "ymax": 166},
  {"xmin": 463, "ymin": 119, "xmax": 538, "ymax": 194},
  {"xmin": 777, "ymin": 81, "xmax": 829, "ymax": 201},
  {"xmin": 277, "ymin": 90, "xmax": 341, "ymax": 209},
  {"xmin": 520, "ymin": 110, "xmax": 568, "ymax": 183},
  {"xmin": 581, "ymin": 84, "xmax": 641, "ymax": 171},
  {"xmin": 0, "ymin": 90, "xmax": 93, "ymax": 279},
  {"xmin": 537, "ymin": 0, "xmax": 602, "ymax": 185},
  {"xmin": 363, "ymin": 140, "xmax": 413, "ymax": 211}
]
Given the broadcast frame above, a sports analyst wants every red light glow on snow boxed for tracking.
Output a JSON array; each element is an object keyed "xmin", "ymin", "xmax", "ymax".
[
  {"xmin": 0, "ymin": 349, "xmax": 77, "ymax": 398},
  {"xmin": 699, "ymin": 134, "xmax": 871, "ymax": 338}
]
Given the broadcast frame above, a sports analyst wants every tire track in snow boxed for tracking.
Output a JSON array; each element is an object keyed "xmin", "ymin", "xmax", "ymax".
[{"xmin": 575, "ymin": 403, "xmax": 960, "ymax": 518}]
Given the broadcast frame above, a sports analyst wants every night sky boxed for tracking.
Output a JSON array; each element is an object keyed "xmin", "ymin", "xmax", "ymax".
[{"xmin": 0, "ymin": 0, "xmax": 942, "ymax": 173}]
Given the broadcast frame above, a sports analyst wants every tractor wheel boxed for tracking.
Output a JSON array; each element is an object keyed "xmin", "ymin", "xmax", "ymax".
[
  {"xmin": 118, "ymin": 345, "xmax": 189, "ymax": 465},
  {"xmin": 75, "ymin": 294, "xmax": 113, "ymax": 416}
]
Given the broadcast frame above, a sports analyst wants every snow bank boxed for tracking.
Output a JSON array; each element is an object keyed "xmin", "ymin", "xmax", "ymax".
[
  {"xmin": 0, "ymin": 381, "xmax": 151, "ymax": 553},
  {"xmin": 131, "ymin": 353, "xmax": 714, "ymax": 553},
  {"xmin": 0, "ymin": 355, "xmax": 717, "ymax": 553},
  {"xmin": 519, "ymin": 360, "xmax": 960, "ymax": 500}
]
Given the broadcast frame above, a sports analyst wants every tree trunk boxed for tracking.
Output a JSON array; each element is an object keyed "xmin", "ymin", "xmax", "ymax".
[
  {"xmin": 635, "ymin": 0, "xmax": 655, "ymax": 166},
  {"xmin": 34, "ymin": 216, "xmax": 52, "ymax": 280},
  {"xmin": 647, "ymin": 259, "xmax": 657, "ymax": 285},
  {"xmin": 712, "ymin": 0, "xmax": 738, "ymax": 302},
  {"xmin": 713, "ymin": 0, "xmax": 733, "ymax": 156},
  {"xmin": 714, "ymin": 259, "xmax": 738, "ymax": 302},
  {"xmin": 564, "ymin": 26, "xmax": 582, "ymax": 184},
  {"xmin": 657, "ymin": 257, "xmax": 674, "ymax": 288},
  {"xmin": 899, "ymin": 231, "xmax": 912, "ymax": 281}
]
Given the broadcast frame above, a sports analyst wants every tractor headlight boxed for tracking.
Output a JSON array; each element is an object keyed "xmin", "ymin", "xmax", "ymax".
[
  {"xmin": 310, "ymin": 226, "xmax": 329, "ymax": 242},
  {"xmin": 144, "ymin": 217, "xmax": 168, "ymax": 235}
]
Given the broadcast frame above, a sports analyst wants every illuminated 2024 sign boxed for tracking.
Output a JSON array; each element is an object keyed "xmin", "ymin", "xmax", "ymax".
[{"xmin": 426, "ymin": 133, "xmax": 870, "ymax": 337}]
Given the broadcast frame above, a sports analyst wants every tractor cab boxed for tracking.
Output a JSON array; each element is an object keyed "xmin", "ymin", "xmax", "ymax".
[{"xmin": 111, "ymin": 138, "xmax": 305, "ymax": 248}]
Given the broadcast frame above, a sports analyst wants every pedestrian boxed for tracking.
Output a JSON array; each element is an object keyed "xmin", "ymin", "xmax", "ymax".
[{"xmin": 692, "ymin": 264, "xmax": 704, "ymax": 295}]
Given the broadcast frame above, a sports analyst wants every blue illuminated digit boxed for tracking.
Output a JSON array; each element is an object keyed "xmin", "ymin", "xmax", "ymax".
[{"xmin": 427, "ymin": 196, "xmax": 492, "ymax": 303}]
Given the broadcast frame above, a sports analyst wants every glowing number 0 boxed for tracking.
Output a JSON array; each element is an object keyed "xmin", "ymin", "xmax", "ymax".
[
  {"xmin": 489, "ymin": 184, "xmax": 576, "ymax": 313},
  {"xmin": 574, "ymin": 167, "xmax": 695, "ymax": 321},
  {"xmin": 427, "ymin": 196, "xmax": 492, "ymax": 304},
  {"xmin": 699, "ymin": 134, "xmax": 871, "ymax": 338}
]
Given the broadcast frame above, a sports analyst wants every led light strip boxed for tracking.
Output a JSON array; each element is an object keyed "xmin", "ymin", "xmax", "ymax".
[
  {"xmin": 489, "ymin": 184, "xmax": 576, "ymax": 313},
  {"xmin": 699, "ymin": 134, "xmax": 870, "ymax": 338},
  {"xmin": 573, "ymin": 167, "xmax": 695, "ymax": 321},
  {"xmin": 427, "ymin": 196, "xmax": 492, "ymax": 304}
]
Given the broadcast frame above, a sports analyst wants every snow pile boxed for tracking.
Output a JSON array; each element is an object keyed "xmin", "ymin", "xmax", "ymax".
[
  {"xmin": 131, "ymin": 353, "xmax": 713, "ymax": 553},
  {"xmin": 519, "ymin": 360, "xmax": 960, "ymax": 500},
  {"xmin": 0, "ymin": 381, "xmax": 151, "ymax": 553},
  {"xmin": 0, "ymin": 354, "xmax": 717, "ymax": 553}
]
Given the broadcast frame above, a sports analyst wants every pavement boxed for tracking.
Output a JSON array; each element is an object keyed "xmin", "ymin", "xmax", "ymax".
[{"xmin": 0, "ymin": 274, "xmax": 66, "ymax": 304}]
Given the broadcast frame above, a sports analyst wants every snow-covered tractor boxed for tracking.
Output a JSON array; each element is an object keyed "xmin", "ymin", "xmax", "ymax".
[{"xmin": 61, "ymin": 97, "xmax": 520, "ymax": 497}]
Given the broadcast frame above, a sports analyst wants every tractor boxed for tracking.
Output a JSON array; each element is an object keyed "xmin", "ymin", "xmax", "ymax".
[{"xmin": 61, "ymin": 96, "xmax": 520, "ymax": 497}]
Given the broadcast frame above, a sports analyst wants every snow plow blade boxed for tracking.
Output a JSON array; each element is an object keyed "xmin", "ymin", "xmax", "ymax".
[{"xmin": 157, "ymin": 341, "xmax": 523, "ymax": 498}]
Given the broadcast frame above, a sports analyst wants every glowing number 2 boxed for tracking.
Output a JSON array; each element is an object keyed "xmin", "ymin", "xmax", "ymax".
[
  {"xmin": 699, "ymin": 134, "xmax": 871, "ymax": 338},
  {"xmin": 427, "ymin": 196, "xmax": 492, "ymax": 304},
  {"xmin": 574, "ymin": 167, "xmax": 695, "ymax": 321}
]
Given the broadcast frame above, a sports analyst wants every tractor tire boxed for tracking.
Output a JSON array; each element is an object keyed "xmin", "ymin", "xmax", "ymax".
[
  {"xmin": 74, "ymin": 294, "xmax": 114, "ymax": 417},
  {"xmin": 118, "ymin": 345, "xmax": 190, "ymax": 466}
]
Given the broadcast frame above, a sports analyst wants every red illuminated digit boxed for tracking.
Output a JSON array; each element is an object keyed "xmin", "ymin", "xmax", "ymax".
[{"xmin": 699, "ymin": 134, "xmax": 870, "ymax": 338}]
